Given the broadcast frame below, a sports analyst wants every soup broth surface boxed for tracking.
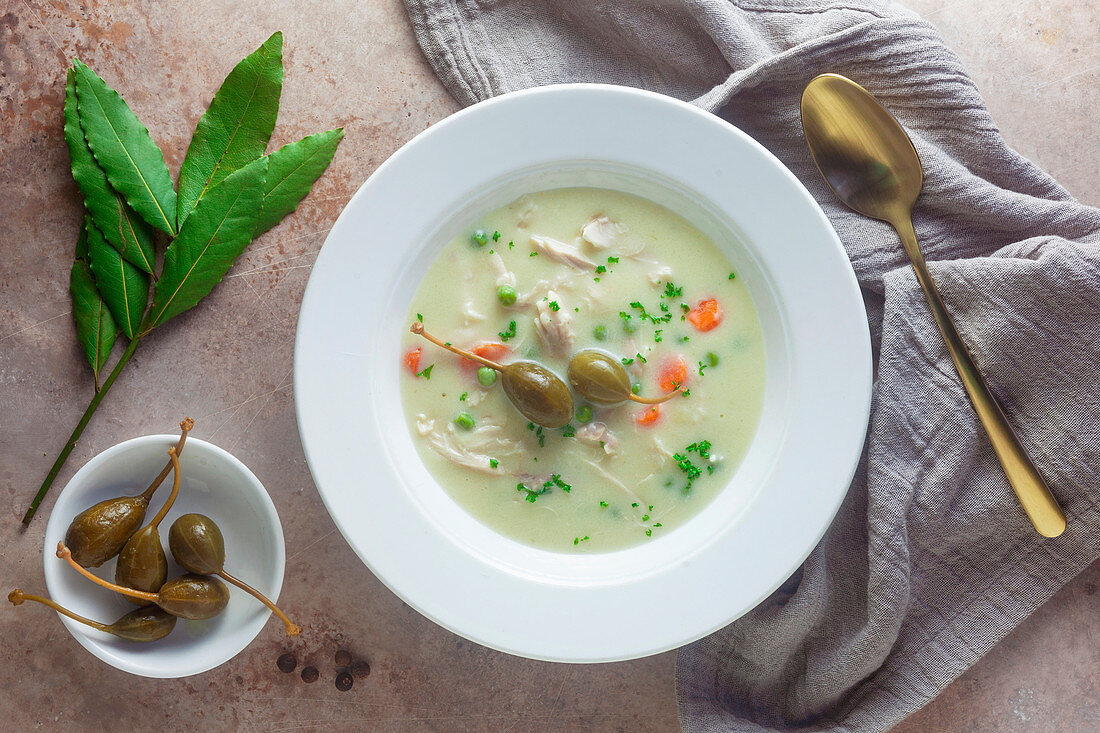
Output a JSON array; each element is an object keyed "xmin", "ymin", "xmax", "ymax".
[{"xmin": 402, "ymin": 187, "xmax": 765, "ymax": 551}]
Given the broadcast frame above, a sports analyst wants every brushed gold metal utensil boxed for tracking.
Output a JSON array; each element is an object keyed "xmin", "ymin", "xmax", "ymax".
[{"xmin": 800, "ymin": 73, "xmax": 1066, "ymax": 538}]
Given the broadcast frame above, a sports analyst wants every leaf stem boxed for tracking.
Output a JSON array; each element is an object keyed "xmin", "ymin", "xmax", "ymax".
[{"xmin": 22, "ymin": 335, "xmax": 142, "ymax": 526}]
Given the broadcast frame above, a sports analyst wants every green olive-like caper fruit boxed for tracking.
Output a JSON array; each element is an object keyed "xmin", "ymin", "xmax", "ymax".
[
  {"xmin": 169, "ymin": 513, "xmax": 301, "ymax": 636},
  {"xmin": 567, "ymin": 349, "xmax": 680, "ymax": 406},
  {"xmin": 411, "ymin": 321, "xmax": 574, "ymax": 428},
  {"xmin": 168, "ymin": 512, "xmax": 226, "ymax": 575},
  {"xmin": 8, "ymin": 590, "xmax": 177, "ymax": 643},
  {"xmin": 64, "ymin": 419, "xmax": 193, "ymax": 568},
  {"xmin": 502, "ymin": 361, "xmax": 574, "ymax": 428},
  {"xmin": 115, "ymin": 446, "xmax": 183, "ymax": 602}
]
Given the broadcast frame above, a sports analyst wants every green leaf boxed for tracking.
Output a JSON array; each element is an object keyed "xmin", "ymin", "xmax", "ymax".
[
  {"xmin": 144, "ymin": 156, "xmax": 268, "ymax": 331},
  {"xmin": 254, "ymin": 127, "xmax": 343, "ymax": 236},
  {"xmin": 177, "ymin": 32, "xmax": 283, "ymax": 229},
  {"xmin": 63, "ymin": 68, "xmax": 156, "ymax": 274},
  {"xmin": 70, "ymin": 218, "xmax": 118, "ymax": 387},
  {"xmin": 86, "ymin": 218, "xmax": 149, "ymax": 339},
  {"xmin": 72, "ymin": 58, "xmax": 177, "ymax": 235}
]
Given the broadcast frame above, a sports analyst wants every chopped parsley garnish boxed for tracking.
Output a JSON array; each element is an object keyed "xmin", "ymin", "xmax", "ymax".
[
  {"xmin": 498, "ymin": 320, "xmax": 517, "ymax": 342},
  {"xmin": 508, "ymin": 240, "xmax": 515, "ymax": 249},
  {"xmin": 645, "ymin": 529, "xmax": 653, "ymax": 537},
  {"xmin": 681, "ymin": 303, "xmax": 690, "ymax": 312},
  {"xmin": 631, "ymin": 502, "xmax": 639, "ymax": 508},
  {"xmin": 548, "ymin": 300, "xmax": 560, "ymax": 311},
  {"xmin": 607, "ymin": 256, "xmax": 619, "ymax": 264},
  {"xmin": 526, "ymin": 422, "xmax": 546, "ymax": 447},
  {"xmin": 517, "ymin": 483, "xmax": 550, "ymax": 502},
  {"xmin": 663, "ymin": 281, "xmax": 683, "ymax": 298},
  {"xmin": 595, "ymin": 265, "xmax": 607, "ymax": 274},
  {"xmin": 561, "ymin": 423, "xmax": 576, "ymax": 438},
  {"xmin": 489, "ymin": 458, "xmax": 499, "ymax": 469},
  {"xmin": 728, "ymin": 271, "xmax": 736, "ymax": 280},
  {"xmin": 416, "ymin": 364, "xmax": 434, "ymax": 379},
  {"xmin": 459, "ymin": 392, "xmax": 468, "ymax": 401},
  {"xmin": 621, "ymin": 357, "xmax": 634, "ymax": 366},
  {"xmin": 573, "ymin": 535, "xmax": 589, "ymax": 545},
  {"xmin": 492, "ymin": 230, "xmax": 501, "ymax": 242},
  {"xmin": 673, "ymin": 451, "xmax": 704, "ymax": 492},
  {"xmin": 679, "ymin": 335, "xmax": 690, "ymax": 343},
  {"xmin": 654, "ymin": 330, "xmax": 663, "ymax": 343},
  {"xmin": 416, "ymin": 312, "xmax": 423, "ymax": 322},
  {"xmin": 544, "ymin": 474, "xmax": 572, "ymax": 493},
  {"xmin": 682, "ymin": 388, "xmax": 691, "ymax": 397},
  {"xmin": 636, "ymin": 352, "xmax": 647, "ymax": 364},
  {"xmin": 529, "ymin": 251, "xmax": 538, "ymax": 257},
  {"xmin": 629, "ymin": 301, "xmax": 672, "ymax": 324},
  {"xmin": 697, "ymin": 360, "xmax": 707, "ymax": 376},
  {"xmin": 599, "ymin": 501, "xmax": 609, "ymax": 508},
  {"xmin": 686, "ymin": 440, "xmax": 712, "ymax": 458}
]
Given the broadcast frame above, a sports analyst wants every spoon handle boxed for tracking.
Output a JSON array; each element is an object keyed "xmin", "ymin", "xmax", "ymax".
[{"xmin": 892, "ymin": 215, "xmax": 1066, "ymax": 537}]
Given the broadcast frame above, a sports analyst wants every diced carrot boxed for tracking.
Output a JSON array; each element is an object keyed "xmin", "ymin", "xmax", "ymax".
[
  {"xmin": 658, "ymin": 355, "xmax": 688, "ymax": 392},
  {"xmin": 403, "ymin": 347, "xmax": 422, "ymax": 375},
  {"xmin": 459, "ymin": 342, "xmax": 513, "ymax": 372},
  {"xmin": 687, "ymin": 298, "xmax": 723, "ymax": 332},
  {"xmin": 635, "ymin": 404, "xmax": 661, "ymax": 426}
]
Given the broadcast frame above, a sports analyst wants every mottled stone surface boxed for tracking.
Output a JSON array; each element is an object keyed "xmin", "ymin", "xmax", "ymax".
[{"xmin": 0, "ymin": 1, "xmax": 1094, "ymax": 731}]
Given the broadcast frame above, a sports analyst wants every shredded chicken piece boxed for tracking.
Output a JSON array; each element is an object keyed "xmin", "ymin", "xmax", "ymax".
[
  {"xmin": 582, "ymin": 459, "xmax": 643, "ymax": 504},
  {"xmin": 576, "ymin": 422, "xmax": 618, "ymax": 456},
  {"xmin": 520, "ymin": 275, "xmax": 574, "ymax": 306},
  {"xmin": 490, "ymin": 252, "xmax": 516, "ymax": 289},
  {"xmin": 516, "ymin": 198, "xmax": 536, "ymax": 229},
  {"xmin": 416, "ymin": 414, "xmax": 521, "ymax": 474},
  {"xmin": 580, "ymin": 216, "xmax": 625, "ymax": 250},
  {"xmin": 461, "ymin": 301, "xmax": 487, "ymax": 325},
  {"xmin": 646, "ymin": 264, "xmax": 674, "ymax": 286},
  {"xmin": 533, "ymin": 289, "xmax": 575, "ymax": 355},
  {"xmin": 530, "ymin": 235, "xmax": 595, "ymax": 270}
]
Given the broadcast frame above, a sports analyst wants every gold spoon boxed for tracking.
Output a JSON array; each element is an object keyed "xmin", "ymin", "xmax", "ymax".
[{"xmin": 800, "ymin": 73, "xmax": 1066, "ymax": 538}]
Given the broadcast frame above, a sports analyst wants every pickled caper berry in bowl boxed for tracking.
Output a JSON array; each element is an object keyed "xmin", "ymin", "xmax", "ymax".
[{"xmin": 41, "ymin": 434, "xmax": 286, "ymax": 678}]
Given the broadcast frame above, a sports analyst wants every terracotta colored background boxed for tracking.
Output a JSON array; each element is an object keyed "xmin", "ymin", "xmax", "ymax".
[{"xmin": 1, "ymin": 1, "xmax": 1096, "ymax": 730}]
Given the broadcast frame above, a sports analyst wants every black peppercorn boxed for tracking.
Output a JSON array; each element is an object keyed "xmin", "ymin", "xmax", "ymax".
[
  {"xmin": 351, "ymin": 660, "xmax": 371, "ymax": 679},
  {"xmin": 335, "ymin": 671, "xmax": 354, "ymax": 692},
  {"xmin": 277, "ymin": 653, "xmax": 297, "ymax": 674},
  {"xmin": 334, "ymin": 649, "xmax": 352, "ymax": 667},
  {"xmin": 300, "ymin": 665, "xmax": 319, "ymax": 683}
]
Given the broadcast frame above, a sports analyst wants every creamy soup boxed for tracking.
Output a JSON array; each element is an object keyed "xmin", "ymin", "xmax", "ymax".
[{"xmin": 401, "ymin": 187, "xmax": 765, "ymax": 551}]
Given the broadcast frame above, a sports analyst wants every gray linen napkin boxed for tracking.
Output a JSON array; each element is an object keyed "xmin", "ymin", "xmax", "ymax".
[{"xmin": 403, "ymin": 1, "xmax": 1100, "ymax": 730}]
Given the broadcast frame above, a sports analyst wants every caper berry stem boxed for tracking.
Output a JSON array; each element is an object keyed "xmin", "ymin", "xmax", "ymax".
[
  {"xmin": 8, "ymin": 589, "xmax": 112, "ymax": 634},
  {"xmin": 140, "ymin": 418, "xmax": 194, "ymax": 502},
  {"xmin": 410, "ymin": 321, "xmax": 504, "ymax": 371},
  {"xmin": 626, "ymin": 388, "xmax": 681, "ymax": 405},
  {"xmin": 56, "ymin": 542, "xmax": 159, "ymax": 604},
  {"xmin": 218, "ymin": 570, "xmax": 301, "ymax": 637},
  {"xmin": 147, "ymin": 448, "xmax": 181, "ymax": 530}
]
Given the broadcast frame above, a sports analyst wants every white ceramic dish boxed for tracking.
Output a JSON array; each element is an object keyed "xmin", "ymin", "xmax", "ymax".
[
  {"xmin": 42, "ymin": 436, "xmax": 285, "ymax": 678},
  {"xmin": 294, "ymin": 84, "xmax": 871, "ymax": 662}
]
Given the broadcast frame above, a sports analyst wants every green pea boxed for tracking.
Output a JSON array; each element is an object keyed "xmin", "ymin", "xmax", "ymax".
[
  {"xmin": 631, "ymin": 383, "xmax": 641, "ymax": 395},
  {"xmin": 497, "ymin": 285, "xmax": 517, "ymax": 306},
  {"xmin": 705, "ymin": 352, "xmax": 719, "ymax": 367},
  {"xmin": 477, "ymin": 367, "xmax": 497, "ymax": 386},
  {"xmin": 622, "ymin": 319, "xmax": 638, "ymax": 334},
  {"xmin": 593, "ymin": 325, "xmax": 608, "ymax": 341},
  {"xmin": 471, "ymin": 229, "xmax": 489, "ymax": 246},
  {"xmin": 455, "ymin": 412, "xmax": 476, "ymax": 430},
  {"xmin": 575, "ymin": 405, "xmax": 594, "ymax": 424}
]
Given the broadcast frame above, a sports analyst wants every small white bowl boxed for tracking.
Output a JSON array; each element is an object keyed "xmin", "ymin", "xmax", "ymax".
[{"xmin": 42, "ymin": 435, "xmax": 285, "ymax": 678}]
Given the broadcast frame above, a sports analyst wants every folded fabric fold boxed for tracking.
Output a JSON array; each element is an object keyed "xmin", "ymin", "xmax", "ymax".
[{"xmin": 404, "ymin": 1, "xmax": 1100, "ymax": 730}]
